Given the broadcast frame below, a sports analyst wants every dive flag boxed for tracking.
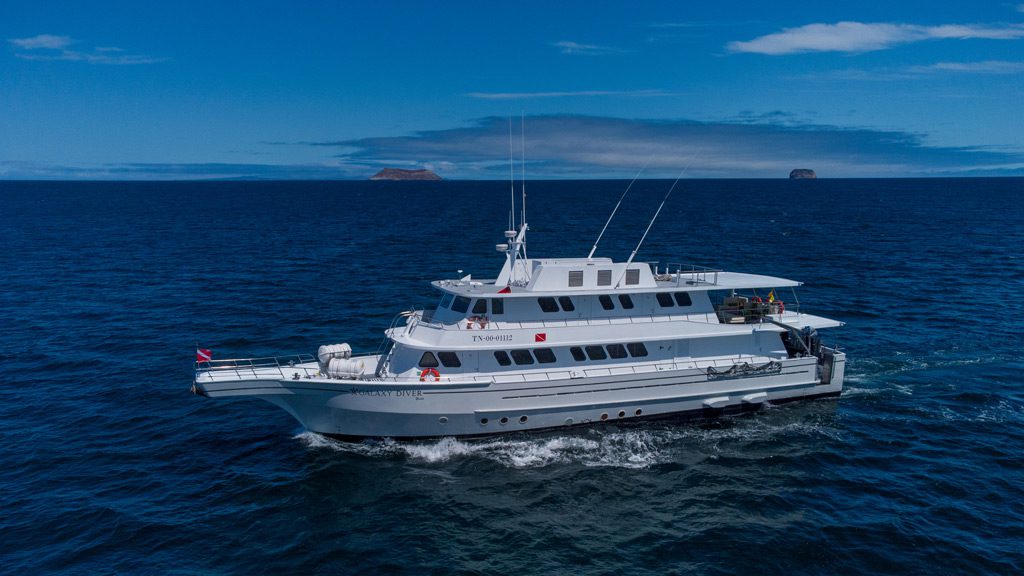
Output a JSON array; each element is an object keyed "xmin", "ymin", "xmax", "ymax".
[
  {"xmin": 196, "ymin": 348, "xmax": 213, "ymax": 363},
  {"xmin": 768, "ymin": 290, "xmax": 776, "ymax": 303},
  {"xmin": 535, "ymin": 333, "xmax": 546, "ymax": 343},
  {"xmin": 498, "ymin": 285, "xmax": 512, "ymax": 294}
]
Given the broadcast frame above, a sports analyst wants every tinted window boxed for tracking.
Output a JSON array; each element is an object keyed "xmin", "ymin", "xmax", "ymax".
[
  {"xmin": 419, "ymin": 351, "xmax": 439, "ymax": 367},
  {"xmin": 656, "ymin": 292, "xmax": 674, "ymax": 307},
  {"xmin": 494, "ymin": 351, "xmax": 511, "ymax": 366},
  {"xmin": 472, "ymin": 299, "xmax": 487, "ymax": 314},
  {"xmin": 570, "ymin": 347, "xmax": 586, "ymax": 361},
  {"xmin": 674, "ymin": 292, "xmax": 692, "ymax": 306},
  {"xmin": 440, "ymin": 293, "xmax": 454, "ymax": 309},
  {"xmin": 558, "ymin": 296, "xmax": 575, "ymax": 312},
  {"xmin": 625, "ymin": 269, "xmax": 640, "ymax": 285},
  {"xmin": 607, "ymin": 344, "xmax": 627, "ymax": 359},
  {"xmin": 568, "ymin": 270, "xmax": 584, "ymax": 287},
  {"xmin": 452, "ymin": 296, "xmax": 471, "ymax": 313},
  {"xmin": 511, "ymin": 349, "xmax": 535, "ymax": 365},
  {"xmin": 534, "ymin": 348, "xmax": 556, "ymax": 363},
  {"xmin": 599, "ymin": 295, "xmax": 615, "ymax": 310},
  {"xmin": 585, "ymin": 345, "xmax": 607, "ymax": 360},
  {"xmin": 598, "ymin": 270, "xmax": 612, "ymax": 286},
  {"xmin": 438, "ymin": 352, "xmax": 461, "ymax": 368},
  {"xmin": 491, "ymin": 298, "xmax": 504, "ymax": 315},
  {"xmin": 627, "ymin": 342, "xmax": 648, "ymax": 357},
  {"xmin": 618, "ymin": 294, "xmax": 634, "ymax": 309},
  {"xmin": 538, "ymin": 297, "xmax": 559, "ymax": 313}
]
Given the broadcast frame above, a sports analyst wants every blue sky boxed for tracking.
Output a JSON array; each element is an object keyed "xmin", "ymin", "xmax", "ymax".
[{"xmin": 2, "ymin": 1, "xmax": 1023, "ymax": 179}]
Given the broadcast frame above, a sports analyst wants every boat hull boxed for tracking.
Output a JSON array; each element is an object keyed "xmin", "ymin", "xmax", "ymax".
[{"xmin": 196, "ymin": 350, "xmax": 845, "ymax": 439}]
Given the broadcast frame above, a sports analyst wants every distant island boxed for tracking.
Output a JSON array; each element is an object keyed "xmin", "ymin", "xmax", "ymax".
[
  {"xmin": 369, "ymin": 168, "xmax": 442, "ymax": 181},
  {"xmin": 789, "ymin": 169, "xmax": 816, "ymax": 179}
]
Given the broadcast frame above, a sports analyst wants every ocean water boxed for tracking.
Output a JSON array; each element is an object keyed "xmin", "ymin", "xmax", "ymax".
[{"xmin": 1, "ymin": 178, "xmax": 1022, "ymax": 574}]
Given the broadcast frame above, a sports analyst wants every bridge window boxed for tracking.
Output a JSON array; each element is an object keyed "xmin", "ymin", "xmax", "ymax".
[
  {"xmin": 472, "ymin": 299, "xmax": 487, "ymax": 314},
  {"xmin": 570, "ymin": 346, "xmax": 586, "ymax": 361},
  {"xmin": 598, "ymin": 270, "xmax": 612, "ymax": 286},
  {"xmin": 568, "ymin": 270, "xmax": 584, "ymax": 287},
  {"xmin": 585, "ymin": 345, "xmax": 607, "ymax": 361},
  {"xmin": 537, "ymin": 297, "xmax": 559, "ymax": 313},
  {"xmin": 494, "ymin": 351, "xmax": 511, "ymax": 366},
  {"xmin": 627, "ymin": 342, "xmax": 649, "ymax": 357},
  {"xmin": 607, "ymin": 344, "xmax": 627, "ymax": 359},
  {"xmin": 418, "ymin": 351, "xmax": 439, "ymax": 368},
  {"xmin": 618, "ymin": 294, "xmax": 634, "ymax": 309},
  {"xmin": 452, "ymin": 296, "xmax": 471, "ymax": 314},
  {"xmin": 438, "ymin": 352, "xmax": 461, "ymax": 368},
  {"xmin": 534, "ymin": 348, "xmax": 556, "ymax": 363},
  {"xmin": 625, "ymin": 269, "xmax": 640, "ymax": 285},
  {"xmin": 511, "ymin": 349, "xmax": 534, "ymax": 365},
  {"xmin": 558, "ymin": 296, "xmax": 575, "ymax": 312},
  {"xmin": 599, "ymin": 295, "xmax": 615, "ymax": 310},
  {"xmin": 656, "ymin": 292, "xmax": 674, "ymax": 307},
  {"xmin": 491, "ymin": 298, "xmax": 504, "ymax": 315},
  {"xmin": 674, "ymin": 292, "xmax": 692, "ymax": 306},
  {"xmin": 440, "ymin": 293, "xmax": 454, "ymax": 309}
]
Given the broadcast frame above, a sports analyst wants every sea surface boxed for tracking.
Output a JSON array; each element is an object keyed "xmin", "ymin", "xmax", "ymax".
[{"xmin": 1, "ymin": 178, "xmax": 1022, "ymax": 575}]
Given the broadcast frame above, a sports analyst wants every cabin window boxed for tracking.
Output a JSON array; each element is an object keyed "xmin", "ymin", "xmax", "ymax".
[
  {"xmin": 511, "ymin": 349, "xmax": 535, "ymax": 365},
  {"xmin": 656, "ymin": 292, "xmax": 675, "ymax": 307},
  {"xmin": 440, "ymin": 293, "xmax": 454, "ymax": 309},
  {"xmin": 438, "ymin": 352, "xmax": 462, "ymax": 368},
  {"xmin": 607, "ymin": 344, "xmax": 627, "ymax": 359},
  {"xmin": 472, "ymin": 299, "xmax": 487, "ymax": 314},
  {"xmin": 585, "ymin": 345, "xmax": 607, "ymax": 361},
  {"xmin": 627, "ymin": 342, "xmax": 649, "ymax": 357},
  {"xmin": 618, "ymin": 294, "xmax": 634, "ymax": 309},
  {"xmin": 534, "ymin": 348, "xmax": 556, "ymax": 363},
  {"xmin": 558, "ymin": 296, "xmax": 575, "ymax": 312},
  {"xmin": 491, "ymin": 298, "xmax": 504, "ymax": 315},
  {"xmin": 674, "ymin": 292, "xmax": 692, "ymax": 306},
  {"xmin": 538, "ymin": 297, "xmax": 559, "ymax": 313},
  {"xmin": 599, "ymin": 295, "xmax": 615, "ymax": 310},
  {"xmin": 494, "ymin": 351, "xmax": 511, "ymax": 366},
  {"xmin": 419, "ymin": 351, "xmax": 439, "ymax": 368},
  {"xmin": 598, "ymin": 270, "xmax": 612, "ymax": 286},
  {"xmin": 570, "ymin": 346, "xmax": 586, "ymax": 361},
  {"xmin": 452, "ymin": 296, "xmax": 471, "ymax": 314},
  {"xmin": 568, "ymin": 270, "xmax": 584, "ymax": 287},
  {"xmin": 625, "ymin": 269, "xmax": 640, "ymax": 285}
]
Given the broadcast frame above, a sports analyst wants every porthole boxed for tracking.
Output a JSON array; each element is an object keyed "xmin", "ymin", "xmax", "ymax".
[
  {"xmin": 519, "ymin": 415, "xmax": 528, "ymax": 423},
  {"xmin": 500, "ymin": 416, "xmax": 509, "ymax": 425},
  {"xmin": 439, "ymin": 416, "xmax": 448, "ymax": 424},
  {"xmin": 618, "ymin": 411, "xmax": 626, "ymax": 418},
  {"xmin": 565, "ymin": 417, "xmax": 574, "ymax": 425},
  {"xmin": 635, "ymin": 409, "xmax": 643, "ymax": 416},
  {"xmin": 480, "ymin": 418, "xmax": 489, "ymax": 425},
  {"xmin": 600, "ymin": 413, "xmax": 608, "ymax": 421}
]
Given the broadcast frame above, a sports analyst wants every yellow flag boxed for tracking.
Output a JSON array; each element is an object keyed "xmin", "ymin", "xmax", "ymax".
[{"xmin": 768, "ymin": 290, "xmax": 775, "ymax": 303}]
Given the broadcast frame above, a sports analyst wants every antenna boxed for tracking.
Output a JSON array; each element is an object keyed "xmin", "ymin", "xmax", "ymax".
[
  {"xmin": 587, "ymin": 159, "xmax": 650, "ymax": 259},
  {"xmin": 614, "ymin": 165, "xmax": 689, "ymax": 288},
  {"xmin": 508, "ymin": 115, "xmax": 515, "ymax": 231},
  {"xmin": 520, "ymin": 112, "xmax": 526, "ymax": 228}
]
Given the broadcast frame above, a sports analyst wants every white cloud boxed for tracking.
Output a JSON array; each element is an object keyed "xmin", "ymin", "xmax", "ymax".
[
  {"xmin": 917, "ymin": 60, "xmax": 1024, "ymax": 74},
  {"xmin": 8, "ymin": 34, "xmax": 72, "ymax": 50},
  {"xmin": 553, "ymin": 41, "xmax": 628, "ymax": 55},
  {"xmin": 727, "ymin": 21, "xmax": 1024, "ymax": 55},
  {"xmin": 465, "ymin": 89, "xmax": 675, "ymax": 99}
]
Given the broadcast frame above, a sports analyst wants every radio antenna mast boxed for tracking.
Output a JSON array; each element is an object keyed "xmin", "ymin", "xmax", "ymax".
[
  {"xmin": 614, "ymin": 165, "xmax": 689, "ymax": 288},
  {"xmin": 520, "ymin": 112, "xmax": 527, "ymax": 229},
  {"xmin": 508, "ymin": 115, "xmax": 516, "ymax": 231},
  {"xmin": 587, "ymin": 159, "xmax": 650, "ymax": 260}
]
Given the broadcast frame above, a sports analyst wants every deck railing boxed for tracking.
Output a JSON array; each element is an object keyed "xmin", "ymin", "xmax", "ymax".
[{"xmin": 195, "ymin": 354, "xmax": 318, "ymax": 380}]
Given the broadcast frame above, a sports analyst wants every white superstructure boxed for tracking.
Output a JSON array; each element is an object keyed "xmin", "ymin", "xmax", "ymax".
[{"xmin": 193, "ymin": 216, "xmax": 846, "ymax": 440}]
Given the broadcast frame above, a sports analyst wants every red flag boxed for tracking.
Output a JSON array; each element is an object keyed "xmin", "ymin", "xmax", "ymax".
[
  {"xmin": 498, "ymin": 285, "xmax": 511, "ymax": 294},
  {"xmin": 196, "ymin": 348, "xmax": 213, "ymax": 363},
  {"xmin": 535, "ymin": 333, "xmax": 546, "ymax": 343}
]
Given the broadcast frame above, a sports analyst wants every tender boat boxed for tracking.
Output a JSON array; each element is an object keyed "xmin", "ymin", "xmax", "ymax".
[{"xmin": 193, "ymin": 202, "xmax": 845, "ymax": 439}]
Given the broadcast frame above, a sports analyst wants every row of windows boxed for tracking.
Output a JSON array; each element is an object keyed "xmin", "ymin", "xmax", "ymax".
[
  {"xmin": 569, "ymin": 268, "xmax": 640, "ymax": 287},
  {"xmin": 539, "ymin": 292, "xmax": 689, "ymax": 313},
  {"xmin": 657, "ymin": 292, "xmax": 693, "ymax": 307},
  {"xmin": 440, "ymin": 294, "xmax": 505, "ymax": 315},
  {"xmin": 418, "ymin": 342, "xmax": 650, "ymax": 368}
]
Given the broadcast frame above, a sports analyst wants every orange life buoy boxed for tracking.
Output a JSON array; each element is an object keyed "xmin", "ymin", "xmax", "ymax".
[{"xmin": 420, "ymin": 368, "xmax": 440, "ymax": 382}]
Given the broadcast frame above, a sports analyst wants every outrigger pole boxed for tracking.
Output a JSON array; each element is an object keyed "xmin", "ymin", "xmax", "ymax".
[
  {"xmin": 587, "ymin": 159, "xmax": 650, "ymax": 260},
  {"xmin": 614, "ymin": 165, "xmax": 687, "ymax": 288}
]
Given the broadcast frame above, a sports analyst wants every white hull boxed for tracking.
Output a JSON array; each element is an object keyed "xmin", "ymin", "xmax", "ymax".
[{"xmin": 196, "ymin": 349, "xmax": 845, "ymax": 438}]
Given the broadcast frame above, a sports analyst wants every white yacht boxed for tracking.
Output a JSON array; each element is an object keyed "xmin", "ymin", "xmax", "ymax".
[{"xmin": 193, "ymin": 205, "xmax": 846, "ymax": 439}]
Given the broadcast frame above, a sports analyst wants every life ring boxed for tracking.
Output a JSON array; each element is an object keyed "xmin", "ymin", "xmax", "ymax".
[{"xmin": 420, "ymin": 368, "xmax": 440, "ymax": 382}]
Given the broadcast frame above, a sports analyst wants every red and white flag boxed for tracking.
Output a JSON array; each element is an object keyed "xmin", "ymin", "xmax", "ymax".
[
  {"xmin": 196, "ymin": 348, "xmax": 213, "ymax": 363},
  {"xmin": 498, "ymin": 285, "xmax": 512, "ymax": 294},
  {"xmin": 534, "ymin": 333, "xmax": 546, "ymax": 343}
]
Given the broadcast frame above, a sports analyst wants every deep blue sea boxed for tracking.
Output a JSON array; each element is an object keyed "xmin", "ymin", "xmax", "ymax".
[{"xmin": 2, "ymin": 178, "xmax": 1022, "ymax": 574}]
